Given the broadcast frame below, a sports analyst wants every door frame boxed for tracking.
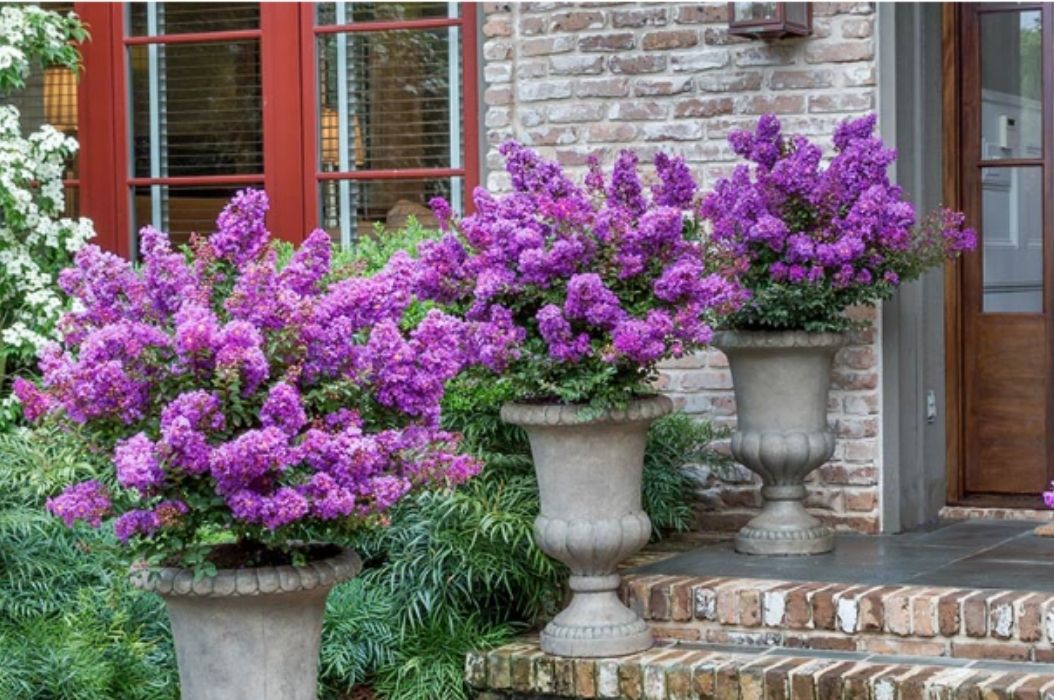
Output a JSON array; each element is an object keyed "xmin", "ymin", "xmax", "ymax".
[{"xmin": 943, "ymin": 3, "xmax": 1053, "ymax": 507}]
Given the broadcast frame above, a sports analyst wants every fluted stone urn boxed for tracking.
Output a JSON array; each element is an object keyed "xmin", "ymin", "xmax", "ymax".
[
  {"xmin": 133, "ymin": 548, "xmax": 361, "ymax": 700},
  {"xmin": 714, "ymin": 331, "xmax": 847, "ymax": 556},
  {"xmin": 501, "ymin": 396, "xmax": 672, "ymax": 657}
]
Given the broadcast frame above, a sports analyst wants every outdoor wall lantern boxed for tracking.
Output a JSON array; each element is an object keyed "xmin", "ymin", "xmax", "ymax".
[
  {"xmin": 727, "ymin": 2, "xmax": 813, "ymax": 39},
  {"xmin": 43, "ymin": 66, "xmax": 78, "ymax": 133}
]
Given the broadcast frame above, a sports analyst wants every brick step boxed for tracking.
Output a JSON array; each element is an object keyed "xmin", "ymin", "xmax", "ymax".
[
  {"xmin": 621, "ymin": 574, "xmax": 1054, "ymax": 663},
  {"xmin": 466, "ymin": 638, "xmax": 1054, "ymax": 699}
]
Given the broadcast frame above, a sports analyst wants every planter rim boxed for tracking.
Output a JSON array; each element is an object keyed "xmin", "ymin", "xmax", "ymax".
[
  {"xmin": 713, "ymin": 329, "xmax": 847, "ymax": 350},
  {"xmin": 500, "ymin": 395, "xmax": 673, "ymax": 427},
  {"xmin": 131, "ymin": 547, "xmax": 361, "ymax": 598}
]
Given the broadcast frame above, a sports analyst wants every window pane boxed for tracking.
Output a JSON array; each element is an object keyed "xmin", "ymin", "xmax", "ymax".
[
  {"xmin": 981, "ymin": 167, "xmax": 1043, "ymax": 312},
  {"xmin": 130, "ymin": 41, "xmax": 263, "ymax": 177},
  {"xmin": 315, "ymin": 2, "xmax": 453, "ymax": 25},
  {"xmin": 980, "ymin": 10, "xmax": 1042, "ymax": 160},
  {"xmin": 317, "ymin": 28, "xmax": 461, "ymax": 172},
  {"xmin": 129, "ymin": 3, "xmax": 259, "ymax": 36},
  {"xmin": 133, "ymin": 185, "xmax": 246, "ymax": 249},
  {"xmin": 320, "ymin": 177, "xmax": 455, "ymax": 243}
]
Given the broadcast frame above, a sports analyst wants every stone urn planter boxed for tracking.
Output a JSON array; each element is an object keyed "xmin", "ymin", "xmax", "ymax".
[
  {"xmin": 133, "ymin": 548, "xmax": 361, "ymax": 700},
  {"xmin": 714, "ymin": 331, "xmax": 846, "ymax": 556},
  {"xmin": 501, "ymin": 395, "xmax": 672, "ymax": 657}
]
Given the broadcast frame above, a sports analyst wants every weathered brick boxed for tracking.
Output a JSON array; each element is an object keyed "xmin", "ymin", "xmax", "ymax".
[
  {"xmin": 951, "ymin": 642, "xmax": 1030, "ymax": 662},
  {"xmin": 516, "ymin": 80, "xmax": 572, "ymax": 102},
  {"xmin": 806, "ymin": 41, "xmax": 874, "ymax": 64},
  {"xmin": 671, "ymin": 50, "xmax": 729, "ymax": 72},
  {"xmin": 579, "ymin": 32, "xmax": 634, "ymax": 52},
  {"xmin": 612, "ymin": 7, "xmax": 668, "ymax": 28},
  {"xmin": 697, "ymin": 71, "xmax": 764, "ymax": 92},
  {"xmin": 675, "ymin": 4, "xmax": 728, "ymax": 24},
  {"xmin": 809, "ymin": 92, "xmax": 874, "ymax": 113},
  {"xmin": 548, "ymin": 103, "xmax": 606, "ymax": 123},
  {"xmin": 549, "ymin": 54, "xmax": 605, "ymax": 75},
  {"xmin": 634, "ymin": 76, "xmax": 693, "ymax": 96},
  {"xmin": 576, "ymin": 77, "xmax": 630, "ymax": 98},
  {"xmin": 520, "ymin": 35, "xmax": 575, "ymax": 57},
  {"xmin": 770, "ymin": 69, "xmax": 835, "ymax": 90},
  {"xmin": 962, "ymin": 593, "xmax": 989, "ymax": 637},
  {"xmin": 609, "ymin": 54, "xmax": 667, "ymax": 74},
  {"xmin": 674, "ymin": 96, "xmax": 734, "ymax": 119},
  {"xmin": 610, "ymin": 101, "xmax": 670, "ymax": 121},
  {"xmin": 642, "ymin": 29, "xmax": 699, "ymax": 51},
  {"xmin": 549, "ymin": 10, "xmax": 605, "ymax": 32},
  {"xmin": 842, "ymin": 17, "xmax": 873, "ymax": 38},
  {"xmin": 739, "ymin": 94, "xmax": 807, "ymax": 115}
]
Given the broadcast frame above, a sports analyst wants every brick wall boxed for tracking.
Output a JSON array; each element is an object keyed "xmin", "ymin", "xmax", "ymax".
[{"xmin": 481, "ymin": 2, "xmax": 882, "ymax": 534}]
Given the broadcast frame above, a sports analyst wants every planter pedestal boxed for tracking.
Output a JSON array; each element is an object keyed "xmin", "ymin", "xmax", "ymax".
[
  {"xmin": 714, "ymin": 331, "xmax": 846, "ymax": 556},
  {"xmin": 133, "ymin": 548, "xmax": 361, "ymax": 700},
  {"xmin": 502, "ymin": 396, "xmax": 673, "ymax": 657}
]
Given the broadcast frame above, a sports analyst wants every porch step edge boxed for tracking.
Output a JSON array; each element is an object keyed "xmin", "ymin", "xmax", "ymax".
[
  {"xmin": 621, "ymin": 574, "xmax": 1054, "ymax": 662},
  {"xmin": 467, "ymin": 638, "xmax": 1054, "ymax": 699}
]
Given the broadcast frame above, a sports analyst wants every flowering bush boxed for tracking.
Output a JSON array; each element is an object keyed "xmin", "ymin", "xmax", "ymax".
[
  {"xmin": 423, "ymin": 143, "xmax": 744, "ymax": 410},
  {"xmin": 18, "ymin": 190, "xmax": 514, "ymax": 572},
  {"xmin": 700, "ymin": 114, "xmax": 976, "ymax": 332},
  {"xmin": 0, "ymin": 6, "xmax": 94, "ymax": 427}
]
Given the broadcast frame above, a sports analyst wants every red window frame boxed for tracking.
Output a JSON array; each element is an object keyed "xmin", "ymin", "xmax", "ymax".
[{"xmin": 73, "ymin": 2, "xmax": 479, "ymax": 255}]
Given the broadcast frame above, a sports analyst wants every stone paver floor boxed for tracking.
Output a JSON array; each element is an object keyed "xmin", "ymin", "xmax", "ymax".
[{"xmin": 633, "ymin": 519, "xmax": 1054, "ymax": 591}]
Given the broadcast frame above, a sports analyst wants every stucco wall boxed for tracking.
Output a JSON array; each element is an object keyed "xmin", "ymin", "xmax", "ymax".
[{"xmin": 480, "ymin": 1, "xmax": 882, "ymax": 534}]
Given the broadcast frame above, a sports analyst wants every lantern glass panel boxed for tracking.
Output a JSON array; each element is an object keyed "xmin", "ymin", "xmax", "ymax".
[
  {"xmin": 733, "ymin": 2, "xmax": 780, "ymax": 22},
  {"xmin": 784, "ymin": 3, "xmax": 810, "ymax": 26}
]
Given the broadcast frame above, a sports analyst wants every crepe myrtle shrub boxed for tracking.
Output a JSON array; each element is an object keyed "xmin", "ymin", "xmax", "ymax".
[
  {"xmin": 15, "ymin": 189, "xmax": 519, "ymax": 573},
  {"xmin": 700, "ymin": 114, "xmax": 977, "ymax": 333},
  {"xmin": 422, "ymin": 142, "xmax": 746, "ymax": 412},
  {"xmin": 0, "ymin": 5, "xmax": 94, "ymax": 427}
]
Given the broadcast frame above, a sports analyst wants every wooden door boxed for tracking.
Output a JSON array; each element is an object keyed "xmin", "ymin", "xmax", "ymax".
[{"xmin": 957, "ymin": 4, "xmax": 1054, "ymax": 502}]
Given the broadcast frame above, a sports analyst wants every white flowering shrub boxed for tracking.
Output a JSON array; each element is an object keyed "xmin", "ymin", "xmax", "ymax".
[{"xmin": 0, "ymin": 6, "xmax": 93, "ymax": 426}]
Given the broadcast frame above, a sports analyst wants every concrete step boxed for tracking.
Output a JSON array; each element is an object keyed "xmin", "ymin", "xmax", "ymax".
[
  {"xmin": 621, "ymin": 574, "xmax": 1054, "ymax": 664},
  {"xmin": 466, "ymin": 637, "xmax": 1054, "ymax": 699}
]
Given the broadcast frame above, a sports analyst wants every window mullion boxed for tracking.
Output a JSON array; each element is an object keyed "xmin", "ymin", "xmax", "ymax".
[{"xmin": 335, "ymin": 2, "xmax": 352, "ymax": 247}]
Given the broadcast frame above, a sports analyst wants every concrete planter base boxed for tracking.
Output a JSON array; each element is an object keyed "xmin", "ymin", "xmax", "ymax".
[
  {"xmin": 502, "ymin": 396, "xmax": 673, "ymax": 657},
  {"xmin": 714, "ymin": 330, "xmax": 846, "ymax": 556},
  {"xmin": 133, "ymin": 548, "xmax": 361, "ymax": 700}
]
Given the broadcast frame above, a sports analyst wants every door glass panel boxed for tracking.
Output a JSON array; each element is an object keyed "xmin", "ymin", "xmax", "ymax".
[
  {"xmin": 980, "ymin": 10, "xmax": 1043, "ymax": 160},
  {"xmin": 981, "ymin": 166, "xmax": 1043, "ymax": 312}
]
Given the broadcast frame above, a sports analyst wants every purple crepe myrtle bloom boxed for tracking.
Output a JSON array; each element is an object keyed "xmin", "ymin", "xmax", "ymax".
[
  {"xmin": 47, "ymin": 480, "xmax": 111, "ymax": 528},
  {"xmin": 210, "ymin": 188, "xmax": 270, "ymax": 266},
  {"xmin": 701, "ymin": 113, "xmax": 976, "ymax": 331},
  {"xmin": 114, "ymin": 433, "xmax": 164, "ymax": 495}
]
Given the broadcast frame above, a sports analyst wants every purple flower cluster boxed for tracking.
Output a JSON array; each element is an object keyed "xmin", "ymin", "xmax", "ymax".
[
  {"xmin": 423, "ymin": 141, "xmax": 744, "ymax": 404},
  {"xmin": 29, "ymin": 189, "xmax": 497, "ymax": 559},
  {"xmin": 700, "ymin": 114, "xmax": 976, "ymax": 330}
]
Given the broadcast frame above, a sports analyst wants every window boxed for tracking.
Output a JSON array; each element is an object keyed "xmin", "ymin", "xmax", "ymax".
[
  {"xmin": 125, "ymin": 3, "xmax": 264, "ymax": 249},
  {"xmin": 71, "ymin": 2, "xmax": 478, "ymax": 254},
  {"xmin": 312, "ymin": 2, "xmax": 478, "ymax": 246}
]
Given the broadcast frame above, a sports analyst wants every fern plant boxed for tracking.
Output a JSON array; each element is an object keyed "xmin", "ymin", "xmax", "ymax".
[{"xmin": 0, "ymin": 427, "xmax": 177, "ymax": 700}]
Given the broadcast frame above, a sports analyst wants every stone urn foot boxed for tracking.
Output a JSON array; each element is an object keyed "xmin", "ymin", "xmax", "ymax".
[
  {"xmin": 715, "ymin": 330, "xmax": 846, "ymax": 557},
  {"xmin": 502, "ymin": 396, "xmax": 673, "ymax": 657}
]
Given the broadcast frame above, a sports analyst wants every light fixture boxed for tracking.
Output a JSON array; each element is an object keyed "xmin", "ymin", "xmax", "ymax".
[
  {"xmin": 43, "ymin": 66, "xmax": 78, "ymax": 133},
  {"xmin": 728, "ymin": 2, "xmax": 812, "ymax": 39},
  {"xmin": 319, "ymin": 108, "xmax": 366, "ymax": 167}
]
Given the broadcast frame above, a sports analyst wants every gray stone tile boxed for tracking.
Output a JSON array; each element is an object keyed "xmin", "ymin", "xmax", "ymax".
[
  {"xmin": 866, "ymin": 654, "xmax": 969, "ymax": 668},
  {"xmin": 766, "ymin": 647, "xmax": 868, "ymax": 660},
  {"xmin": 970, "ymin": 659, "xmax": 1054, "ymax": 673},
  {"xmin": 904, "ymin": 557, "xmax": 1054, "ymax": 592}
]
